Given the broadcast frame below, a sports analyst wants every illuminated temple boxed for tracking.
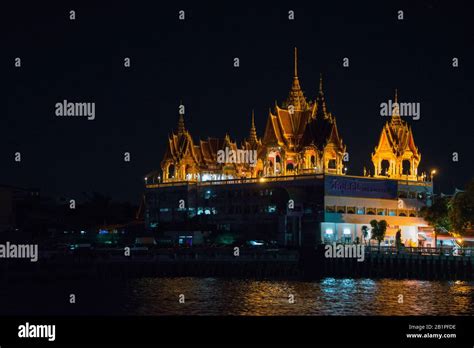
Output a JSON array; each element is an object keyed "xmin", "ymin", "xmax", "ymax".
[
  {"xmin": 160, "ymin": 48, "xmax": 347, "ymax": 183},
  {"xmin": 371, "ymin": 90, "xmax": 422, "ymax": 181},
  {"xmin": 159, "ymin": 49, "xmax": 426, "ymax": 184},
  {"xmin": 145, "ymin": 48, "xmax": 437, "ymax": 248}
]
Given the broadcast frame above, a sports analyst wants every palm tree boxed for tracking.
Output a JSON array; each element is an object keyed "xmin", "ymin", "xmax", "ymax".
[
  {"xmin": 395, "ymin": 229, "xmax": 402, "ymax": 252},
  {"xmin": 361, "ymin": 225, "xmax": 369, "ymax": 246},
  {"xmin": 420, "ymin": 196, "xmax": 451, "ymax": 248},
  {"xmin": 370, "ymin": 219, "xmax": 387, "ymax": 250}
]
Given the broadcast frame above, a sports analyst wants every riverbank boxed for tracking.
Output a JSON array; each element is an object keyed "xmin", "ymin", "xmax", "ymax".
[{"xmin": 1, "ymin": 246, "xmax": 474, "ymax": 282}]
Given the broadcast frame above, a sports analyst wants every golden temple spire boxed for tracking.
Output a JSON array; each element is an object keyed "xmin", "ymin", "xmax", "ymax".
[
  {"xmin": 249, "ymin": 110, "xmax": 258, "ymax": 143},
  {"xmin": 178, "ymin": 114, "xmax": 185, "ymax": 135},
  {"xmin": 391, "ymin": 89, "xmax": 402, "ymax": 126},
  {"xmin": 294, "ymin": 47, "xmax": 298, "ymax": 77},
  {"xmin": 177, "ymin": 99, "xmax": 186, "ymax": 135},
  {"xmin": 319, "ymin": 73, "xmax": 324, "ymax": 95},
  {"xmin": 285, "ymin": 47, "xmax": 307, "ymax": 110},
  {"xmin": 315, "ymin": 73, "xmax": 328, "ymax": 118}
]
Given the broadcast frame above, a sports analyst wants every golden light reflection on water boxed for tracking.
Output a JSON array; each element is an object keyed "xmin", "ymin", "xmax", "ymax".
[
  {"xmin": 234, "ymin": 281, "xmax": 300, "ymax": 316},
  {"xmin": 126, "ymin": 277, "xmax": 474, "ymax": 316},
  {"xmin": 449, "ymin": 280, "xmax": 472, "ymax": 312},
  {"xmin": 3, "ymin": 277, "xmax": 472, "ymax": 316}
]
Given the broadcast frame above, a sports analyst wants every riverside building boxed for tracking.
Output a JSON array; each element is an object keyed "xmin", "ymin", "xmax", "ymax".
[{"xmin": 144, "ymin": 49, "xmax": 434, "ymax": 247}]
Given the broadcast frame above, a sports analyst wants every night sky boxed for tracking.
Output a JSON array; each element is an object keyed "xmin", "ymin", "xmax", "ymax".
[{"xmin": 3, "ymin": 1, "xmax": 473, "ymax": 204}]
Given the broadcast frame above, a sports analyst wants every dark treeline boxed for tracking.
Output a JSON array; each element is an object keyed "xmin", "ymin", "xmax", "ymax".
[{"xmin": 4, "ymin": 191, "xmax": 138, "ymax": 242}]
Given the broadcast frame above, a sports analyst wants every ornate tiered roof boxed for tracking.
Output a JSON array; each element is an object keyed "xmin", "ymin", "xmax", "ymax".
[
  {"xmin": 158, "ymin": 60, "xmax": 426, "ymax": 182},
  {"xmin": 162, "ymin": 115, "xmax": 197, "ymax": 165},
  {"xmin": 264, "ymin": 71, "xmax": 345, "ymax": 154},
  {"xmin": 301, "ymin": 75, "xmax": 344, "ymax": 150},
  {"xmin": 374, "ymin": 91, "xmax": 420, "ymax": 159},
  {"xmin": 371, "ymin": 90, "xmax": 421, "ymax": 179},
  {"xmin": 161, "ymin": 48, "xmax": 351, "ymax": 181}
]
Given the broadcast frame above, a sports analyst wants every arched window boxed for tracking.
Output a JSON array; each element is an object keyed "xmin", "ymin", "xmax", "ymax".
[
  {"xmin": 310, "ymin": 155, "xmax": 315, "ymax": 166},
  {"xmin": 168, "ymin": 164, "xmax": 175, "ymax": 178},
  {"xmin": 380, "ymin": 160, "xmax": 390, "ymax": 176},
  {"xmin": 328, "ymin": 159, "xmax": 336, "ymax": 169},
  {"xmin": 286, "ymin": 163, "xmax": 294, "ymax": 171},
  {"xmin": 402, "ymin": 160, "xmax": 411, "ymax": 175},
  {"xmin": 366, "ymin": 208, "xmax": 376, "ymax": 215},
  {"xmin": 185, "ymin": 164, "xmax": 193, "ymax": 177}
]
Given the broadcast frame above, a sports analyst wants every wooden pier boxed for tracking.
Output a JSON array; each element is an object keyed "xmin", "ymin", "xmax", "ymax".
[{"xmin": 302, "ymin": 245, "xmax": 474, "ymax": 280}]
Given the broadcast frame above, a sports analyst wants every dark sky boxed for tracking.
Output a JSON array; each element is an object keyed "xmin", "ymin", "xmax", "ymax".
[{"xmin": 3, "ymin": 0, "xmax": 473, "ymax": 203}]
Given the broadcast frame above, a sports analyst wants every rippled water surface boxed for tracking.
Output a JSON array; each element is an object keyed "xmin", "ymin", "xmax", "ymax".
[{"xmin": 2, "ymin": 277, "xmax": 474, "ymax": 315}]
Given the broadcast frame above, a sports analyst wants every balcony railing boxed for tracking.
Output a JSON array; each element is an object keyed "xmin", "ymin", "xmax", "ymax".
[
  {"xmin": 325, "ymin": 206, "xmax": 421, "ymax": 217},
  {"xmin": 363, "ymin": 245, "xmax": 474, "ymax": 257},
  {"xmin": 146, "ymin": 173, "xmax": 324, "ymax": 189}
]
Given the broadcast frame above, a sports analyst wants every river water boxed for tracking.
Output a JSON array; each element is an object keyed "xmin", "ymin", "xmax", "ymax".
[{"xmin": 1, "ymin": 277, "xmax": 473, "ymax": 315}]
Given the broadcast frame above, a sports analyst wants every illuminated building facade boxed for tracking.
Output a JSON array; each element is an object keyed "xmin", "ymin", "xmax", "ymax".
[
  {"xmin": 145, "ymin": 49, "xmax": 434, "ymax": 247},
  {"xmin": 322, "ymin": 175, "xmax": 433, "ymax": 248},
  {"xmin": 371, "ymin": 90, "xmax": 422, "ymax": 181},
  {"xmin": 159, "ymin": 48, "xmax": 346, "ymax": 183}
]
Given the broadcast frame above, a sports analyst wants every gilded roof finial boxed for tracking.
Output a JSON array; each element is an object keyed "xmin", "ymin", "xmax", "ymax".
[
  {"xmin": 319, "ymin": 73, "xmax": 324, "ymax": 95},
  {"xmin": 178, "ymin": 114, "xmax": 185, "ymax": 135},
  {"xmin": 315, "ymin": 73, "xmax": 328, "ymax": 118},
  {"xmin": 249, "ymin": 110, "xmax": 257, "ymax": 143},
  {"xmin": 294, "ymin": 47, "xmax": 298, "ymax": 77},
  {"xmin": 391, "ymin": 89, "xmax": 402, "ymax": 126},
  {"xmin": 285, "ymin": 47, "xmax": 307, "ymax": 110},
  {"xmin": 177, "ymin": 100, "xmax": 185, "ymax": 135}
]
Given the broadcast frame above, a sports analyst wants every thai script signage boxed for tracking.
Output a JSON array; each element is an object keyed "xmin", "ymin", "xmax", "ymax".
[{"xmin": 325, "ymin": 176, "xmax": 397, "ymax": 199}]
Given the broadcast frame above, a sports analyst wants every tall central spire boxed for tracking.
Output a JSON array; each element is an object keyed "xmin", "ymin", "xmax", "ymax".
[
  {"xmin": 315, "ymin": 73, "xmax": 328, "ymax": 118},
  {"xmin": 285, "ymin": 47, "xmax": 307, "ymax": 111},
  {"xmin": 319, "ymin": 73, "xmax": 323, "ymax": 95},
  {"xmin": 177, "ymin": 99, "xmax": 186, "ymax": 135},
  {"xmin": 391, "ymin": 89, "xmax": 402, "ymax": 126},
  {"xmin": 178, "ymin": 113, "xmax": 185, "ymax": 135},
  {"xmin": 249, "ymin": 110, "xmax": 258, "ymax": 143},
  {"xmin": 294, "ymin": 47, "xmax": 298, "ymax": 77}
]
